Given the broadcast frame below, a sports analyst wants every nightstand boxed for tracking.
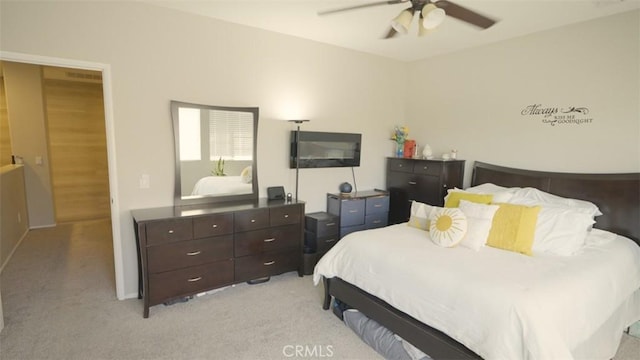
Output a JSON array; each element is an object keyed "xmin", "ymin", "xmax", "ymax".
[{"xmin": 303, "ymin": 212, "xmax": 340, "ymax": 275}]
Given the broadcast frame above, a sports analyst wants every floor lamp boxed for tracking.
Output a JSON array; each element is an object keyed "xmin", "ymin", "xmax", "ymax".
[{"xmin": 288, "ymin": 119, "xmax": 309, "ymax": 201}]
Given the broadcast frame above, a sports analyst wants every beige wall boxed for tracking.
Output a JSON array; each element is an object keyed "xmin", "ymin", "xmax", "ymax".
[
  {"xmin": 0, "ymin": 165, "xmax": 29, "ymax": 270},
  {"xmin": 2, "ymin": 61, "xmax": 56, "ymax": 227},
  {"xmin": 0, "ymin": 1, "xmax": 406, "ymax": 298},
  {"xmin": 406, "ymin": 10, "xmax": 640, "ymax": 183}
]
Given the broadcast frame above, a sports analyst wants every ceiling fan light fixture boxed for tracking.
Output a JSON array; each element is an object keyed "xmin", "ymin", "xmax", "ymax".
[
  {"xmin": 421, "ymin": 3, "xmax": 446, "ymax": 30},
  {"xmin": 391, "ymin": 8, "xmax": 413, "ymax": 34},
  {"xmin": 418, "ymin": 15, "xmax": 432, "ymax": 37}
]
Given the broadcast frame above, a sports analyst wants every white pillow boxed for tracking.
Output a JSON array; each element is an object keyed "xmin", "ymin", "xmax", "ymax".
[
  {"xmin": 464, "ymin": 183, "xmax": 518, "ymax": 203},
  {"xmin": 240, "ymin": 166, "xmax": 252, "ymax": 183},
  {"xmin": 458, "ymin": 200, "xmax": 500, "ymax": 251},
  {"xmin": 510, "ymin": 187, "xmax": 602, "ymax": 217},
  {"xmin": 532, "ymin": 207, "xmax": 595, "ymax": 256},
  {"xmin": 429, "ymin": 208, "xmax": 468, "ymax": 248},
  {"xmin": 407, "ymin": 201, "xmax": 435, "ymax": 231}
]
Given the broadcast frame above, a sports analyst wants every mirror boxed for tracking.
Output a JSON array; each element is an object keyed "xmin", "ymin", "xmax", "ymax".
[{"xmin": 171, "ymin": 101, "xmax": 258, "ymax": 206}]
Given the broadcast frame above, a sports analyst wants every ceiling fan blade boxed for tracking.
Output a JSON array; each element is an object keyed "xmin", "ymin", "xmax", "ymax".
[
  {"xmin": 318, "ymin": 0, "xmax": 408, "ymax": 16},
  {"xmin": 435, "ymin": 0, "xmax": 497, "ymax": 29}
]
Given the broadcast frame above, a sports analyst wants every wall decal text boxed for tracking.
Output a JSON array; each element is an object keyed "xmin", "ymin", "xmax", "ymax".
[{"xmin": 521, "ymin": 104, "xmax": 593, "ymax": 126}]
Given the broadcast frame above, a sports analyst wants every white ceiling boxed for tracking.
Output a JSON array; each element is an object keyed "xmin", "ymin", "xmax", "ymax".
[{"xmin": 146, "ymin": 0, "xmax": 640, "ymax": 62}]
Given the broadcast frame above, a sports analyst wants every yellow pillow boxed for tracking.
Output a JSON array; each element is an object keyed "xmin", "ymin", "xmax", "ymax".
[
  {"xmin": 429, "ymin": 208, "xmax": 468, "ymax": 248},
  {"xmin": 444, "ymin": 191, "xmax": 493, "ymax": 208},
  {"xmin": 486, "ymin": 203, "xmax": 541, "ymax": 256}
]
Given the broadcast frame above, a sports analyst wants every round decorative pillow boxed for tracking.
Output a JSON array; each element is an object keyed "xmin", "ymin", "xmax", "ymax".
[{"xmin": 429, "ymin": 208, "xmax": 468, "ymax": 248}]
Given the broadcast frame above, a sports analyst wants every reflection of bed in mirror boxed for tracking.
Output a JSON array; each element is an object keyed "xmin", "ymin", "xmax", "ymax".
[{"xmin": 191, "ymin": 176, "xmax": 252, "ymax": 196}]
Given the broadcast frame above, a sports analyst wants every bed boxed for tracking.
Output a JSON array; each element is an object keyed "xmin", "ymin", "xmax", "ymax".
[
  {"xmin": 314, "ymin": 161, "xmax": 640, "ymax": 360},
  {"xmin": 190, "ymin": 175, "xmax": 252, "ymax": 196}
]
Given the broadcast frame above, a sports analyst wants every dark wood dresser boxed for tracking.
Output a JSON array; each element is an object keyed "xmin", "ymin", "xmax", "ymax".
[
  {"xmin": 386, "ymin": 158, "xmax": 465, "ymax": 224},
  {"xmin": 132, "ymin": 199, "xmax": 304, "ymax": 318}
]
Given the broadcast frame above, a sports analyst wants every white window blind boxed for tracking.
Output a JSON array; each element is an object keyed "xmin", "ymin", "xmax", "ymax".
[{"xmin": 209, "ymin": 110, "xmax": 253, "ymax": 161}]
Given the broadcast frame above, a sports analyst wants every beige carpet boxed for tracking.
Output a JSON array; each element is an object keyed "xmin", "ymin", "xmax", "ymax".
[{"xmin": 1, "ymin": 219, "xmax": 638, "ymax": 359}]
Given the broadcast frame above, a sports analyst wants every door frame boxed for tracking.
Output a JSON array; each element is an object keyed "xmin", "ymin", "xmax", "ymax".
[{"xmin": 0, "ymin": 51, "xmax": 125, "ymax": 300}]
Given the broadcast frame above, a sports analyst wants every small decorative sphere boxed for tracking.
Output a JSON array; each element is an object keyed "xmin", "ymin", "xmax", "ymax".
[{"xmin": 339, "ymin": 182, "xmax": 353, "ymax": 193}]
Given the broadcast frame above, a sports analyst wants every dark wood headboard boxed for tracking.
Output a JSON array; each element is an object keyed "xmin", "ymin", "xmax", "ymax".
[{"xmin": 471, "ymin": 161, "xmax": 640, "ymax": 246}]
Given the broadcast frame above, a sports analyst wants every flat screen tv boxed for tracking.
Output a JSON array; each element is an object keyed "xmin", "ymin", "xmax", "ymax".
[{"xmin": 290, "ymin": 131, "xmax": 361, "ymax": 168}]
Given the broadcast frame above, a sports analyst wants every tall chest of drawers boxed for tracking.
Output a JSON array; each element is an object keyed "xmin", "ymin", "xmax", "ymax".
[
  {"xmin": 386, "ymin": 158, "xmax": 465, "ymax": 224},
  {"xmin": 133, "ymin": 199, "xmax": 304, "ymax": 318}
]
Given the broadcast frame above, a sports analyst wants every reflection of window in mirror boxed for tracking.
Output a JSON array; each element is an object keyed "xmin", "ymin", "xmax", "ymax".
[
  {"xmin": 178, "ymin": 108, "xmax": 201, "ymax": 161},
  {"xmin": 209, "ymin": 110, "xmax": 253, "ymax": 161}
]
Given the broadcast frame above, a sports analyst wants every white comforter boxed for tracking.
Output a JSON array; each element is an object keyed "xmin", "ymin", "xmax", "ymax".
[
  {"xmin": 313, "ymin": 224, "xmax": 640, "ymax": 360},
  {"xmin": 191, "ymin": 176, "xmax": 251, "ymax": 196}
]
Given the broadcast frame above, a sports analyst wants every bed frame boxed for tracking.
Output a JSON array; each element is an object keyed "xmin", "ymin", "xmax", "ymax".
[{"xmin": 322, "ymin": 161, "xmax": 640, "ymax": 359}]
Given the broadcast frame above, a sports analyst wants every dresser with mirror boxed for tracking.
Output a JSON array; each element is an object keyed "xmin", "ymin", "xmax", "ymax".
[{"xmin": 133, "ymin": 101, "xmax": 304, "ymax": 318}]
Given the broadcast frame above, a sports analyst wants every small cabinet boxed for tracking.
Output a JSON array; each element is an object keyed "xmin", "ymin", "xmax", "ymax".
[
  {"xmin": 386, "ymin": 158, "xmax": 465, "ymax": 224},
  {"xmin": 327, "ymin": 190, "xmax": 389, "ymax": 238},
  {"xmin": 305, "ymin": 212, "xmax": 340, "ymax": 255}
]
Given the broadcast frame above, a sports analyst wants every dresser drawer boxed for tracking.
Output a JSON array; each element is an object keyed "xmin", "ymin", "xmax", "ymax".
[
  {"xmin": 270, "ymin": 205, "xmax": 301, "ymax": 227},
  {"xmin": 413, "ymin": 162, "xmax": 442, "ymax": 176},
  {"xmin": 147, "ymin": 235, "xmax": 233, "ymax": 273},
  {"xmin": 366, "ymin": 196, "xmax": 389, "ymax": 215},
  {"xmin": 365, "ymin": 213, "xmax": 388, "ymax": 229},
  {"xmin": 305, "ymin": 212, "xmax": 339, "ymax": 237},
  {"xmin": 388, "ymin": 158, "xmax": 413, "ymax": 173},
  {"xmin": 234, "ymin": 249, "xmax": 299, "ymax": 282},
  {"xmin": 148, "ymin": 260, "xmax": 234, "ymax": 306},
  {"xmin": 146, "ymin": 219, "xmax": 193, "ymax": 245},
  {"xmin": 193, "ymin": 213, "xmax": 234, "ymax": 238},
  {"xmin": 316, "ymin": 235, "xmax": 339, "ymax": 253},
  {"xmin": 340, "ymin": 199, "xmax": 365, "ymax": 227},
  {"xmin": 235, "ymin": 224, "xmax": 300, "ymax": 257},
  {"xmin": 234, "ymin": 208, "xmax": 269, "ymax": 232}
]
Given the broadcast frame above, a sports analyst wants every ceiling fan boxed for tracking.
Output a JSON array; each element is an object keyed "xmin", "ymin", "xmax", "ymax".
[{"xmin": 318, "ymin": 0, "xmax": 498, "ymax": 38}]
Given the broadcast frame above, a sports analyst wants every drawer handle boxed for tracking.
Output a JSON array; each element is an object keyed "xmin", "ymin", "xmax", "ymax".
[
  {"xmin": 398, "ymin": 164, "xmax": 403, "ymax": 167},
  {"xmin": 284, "ymin": 214, "xmax": 289, "ymax": 218},
  {"xmin": 212, "ymin": 224, "xmax": 218, "ymax": 228},
  {"xmin": 374, "ymin": 204, "xmax": 382, "ymax": 208},
  {"xmin": 348, "ymin": 210, "xmax": 358, "ymax": 213},
  {"xmin": 325, "ymin": 222, "xmax": 336, "ymax": 226},
  {"xmin": 186, "ymin": 251, "xmax": 201, "ymax": 256},
  {"xmin": 251, "ymin": 219, "xmax": 256, "ymax": 223},
  {"xmin": 408, "ymin": 181, "xmax": 417, "ymax": 185},
  {"xmin": 263, "ymin": 238, "xmax": 276, "ymax": 243},
  {"xmin": 423, "ymin": 166, "xmax": 428, "ymax": 170},
  {"xmin": 373, "ymin": 220, "xmax": 381, "ymax": 224},
  {"xmin": 187, "ymin": 277, "xmax": 202, "ymax": 282},
  {"xmin": 168, "ymin": 230, "xmax": 174, "ymax": 234},
  {"xmin": 263, "ymin": 261, "xmax": 276, "ymax": 266},
  {"xmin": 325, "ymin": 238, "xmax": 337, "ymax": 243}
]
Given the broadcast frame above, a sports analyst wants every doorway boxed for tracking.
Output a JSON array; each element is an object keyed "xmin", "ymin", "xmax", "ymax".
[{"xmin": 0, "ymin": 52, "xmax": 123, "ymax": 299}]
